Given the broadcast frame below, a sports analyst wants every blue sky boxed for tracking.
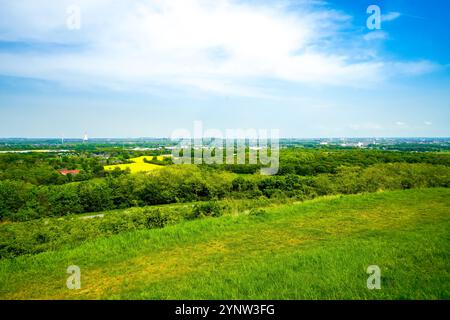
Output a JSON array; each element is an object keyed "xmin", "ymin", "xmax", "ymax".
[{"xmin": 0, "ymin": 0, "xmax": 449, "ymax": 138}]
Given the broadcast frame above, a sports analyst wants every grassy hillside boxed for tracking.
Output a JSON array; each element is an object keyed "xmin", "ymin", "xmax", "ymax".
[{"xmin": 0, "ymin": 188, "xmax": 449, "ymax": 299}]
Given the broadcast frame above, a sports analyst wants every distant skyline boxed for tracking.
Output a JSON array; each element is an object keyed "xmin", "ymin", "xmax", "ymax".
[{"xmin": 0, "ymin": 0, "xmax": 449, "ymax": 138}]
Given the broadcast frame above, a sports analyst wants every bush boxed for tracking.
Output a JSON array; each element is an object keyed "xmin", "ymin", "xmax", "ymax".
[
  {"xmin": 190, "ymin": 201, "xmax": 225, "ymax": 219},
  {"xmin": 249, "ymin": 208, "xmax": 267, "ymax": 217},
  {"xmin": 47, "ymin": 184, "xmax": 83, "ymax": 216},
  {"xmin": 144, "ymin": 209, "xmax": 169, "ymax": 228},
  {"xmin": 0, "ymin": 180, "xmax": 31, "ymax": 220},
  {"xmin": 78, "ymin": 181, "xmax": 113, "ymax": 212}
]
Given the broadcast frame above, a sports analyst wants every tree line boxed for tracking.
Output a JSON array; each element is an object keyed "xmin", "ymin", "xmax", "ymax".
[{"xmin": 1, "ymin": 162, "xmax": 449, "ymax": 222}]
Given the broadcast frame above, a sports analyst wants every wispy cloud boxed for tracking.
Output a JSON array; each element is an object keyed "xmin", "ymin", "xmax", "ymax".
[
  {"xmin": 382, "ymin": 11, "xmax": 401, "ymax": 22},
  {"xmin": 363, "ymin": 31, "xmax": 388, "ymax": 41}
]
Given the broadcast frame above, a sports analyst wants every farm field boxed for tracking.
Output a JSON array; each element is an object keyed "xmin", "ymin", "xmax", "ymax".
[
  {"xmin": 1, "ymin": 188, "xmax": 448, "ymax": 300},
  {"xmin": 103, "ymin": 155, "xmax": 167, "ymax": 173}
]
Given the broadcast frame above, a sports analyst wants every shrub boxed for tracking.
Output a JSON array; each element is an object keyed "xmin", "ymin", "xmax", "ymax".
[
  {"xmin": 78, "ymin": 181, "xmax": 114, "ymax": 212},
  {"xmin": 190, "ymin": 201, "xmax": 224, "ymax": 219},
  {"xmin": 248, "ymin": 208, "xmax": 267, "ymax": 217},
  {"xmin": 145, "ymin": 209, "xmax": 169, "ymax": 228}
]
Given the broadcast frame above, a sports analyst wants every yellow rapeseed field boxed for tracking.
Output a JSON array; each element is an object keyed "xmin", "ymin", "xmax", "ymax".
[
  {"xmin": 129, "ymin": 155, "xmax": 166, "ymax": 162},
  {"xmin": 104, "ymin": 155, "xmax": 169, "ymax": 173}
]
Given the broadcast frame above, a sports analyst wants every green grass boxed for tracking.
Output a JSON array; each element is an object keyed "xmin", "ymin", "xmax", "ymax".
[
  {"xmin": 0, "ymin": 188, "xmax": 449, "ymax": 299},
  {"xmin": 0, "ymin": 197, "xmax": 286, "ymax": 259}
]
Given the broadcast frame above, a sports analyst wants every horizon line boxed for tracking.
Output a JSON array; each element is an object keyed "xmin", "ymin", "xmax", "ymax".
[{"xmin": 0, "ymin": 136, "xmax": 449, "ymax": 140}]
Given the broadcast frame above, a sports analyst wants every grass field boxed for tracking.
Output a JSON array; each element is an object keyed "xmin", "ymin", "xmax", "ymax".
[
  {"xmin": 103, "ymin": 155, "xmax": 166, "ymax": 173},
  {"xmin": 0, "ymin": 188, "xmax": 449, "ymax": 299}
]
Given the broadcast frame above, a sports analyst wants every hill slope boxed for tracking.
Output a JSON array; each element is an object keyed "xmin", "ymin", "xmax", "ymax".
[{"xmin": 0, "ymin": 188, "xmax": 449, "ymax": 299}]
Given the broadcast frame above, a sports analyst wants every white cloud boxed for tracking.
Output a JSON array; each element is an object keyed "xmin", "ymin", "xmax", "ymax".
[
  {"xmin": 388, "ymin": 60, "xmax": 441, "ymax": 76},
  {"xmin": 382, "ymin": 12, "xmax": 401, "ymax": 22},
  {"xmin": 396, "ymin": 121, "xmax": 406, "ymax": 126},
  {"xmin": 364, "ymin": 31, "xmax": 388, "ymax": 41},
  {"xmin": 424, "ymin": 121, "xmax": 432, "ymax": 126},
  {"xmin": 0, "ymin": 1, "xmax": 438, "ymax": 95}
]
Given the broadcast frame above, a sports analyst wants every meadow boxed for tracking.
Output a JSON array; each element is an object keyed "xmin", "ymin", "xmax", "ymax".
[
  {"xmin": 0, "ymin": 197, "xmax": 283, "ymax": 259},
  {"xmin": 1, "ymin": 188, "xmax": 448, "ymax": 299}
]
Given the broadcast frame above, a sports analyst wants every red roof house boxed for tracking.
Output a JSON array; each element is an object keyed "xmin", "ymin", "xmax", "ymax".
[{"xmin": 58, "ymin": 169, "xmax": 80, "ymax": 176}]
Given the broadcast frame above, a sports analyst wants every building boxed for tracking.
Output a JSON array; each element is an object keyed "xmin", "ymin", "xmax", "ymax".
[{"xmin": 58, "ymin": 169, "xmax": 80, "ymax": 176}]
